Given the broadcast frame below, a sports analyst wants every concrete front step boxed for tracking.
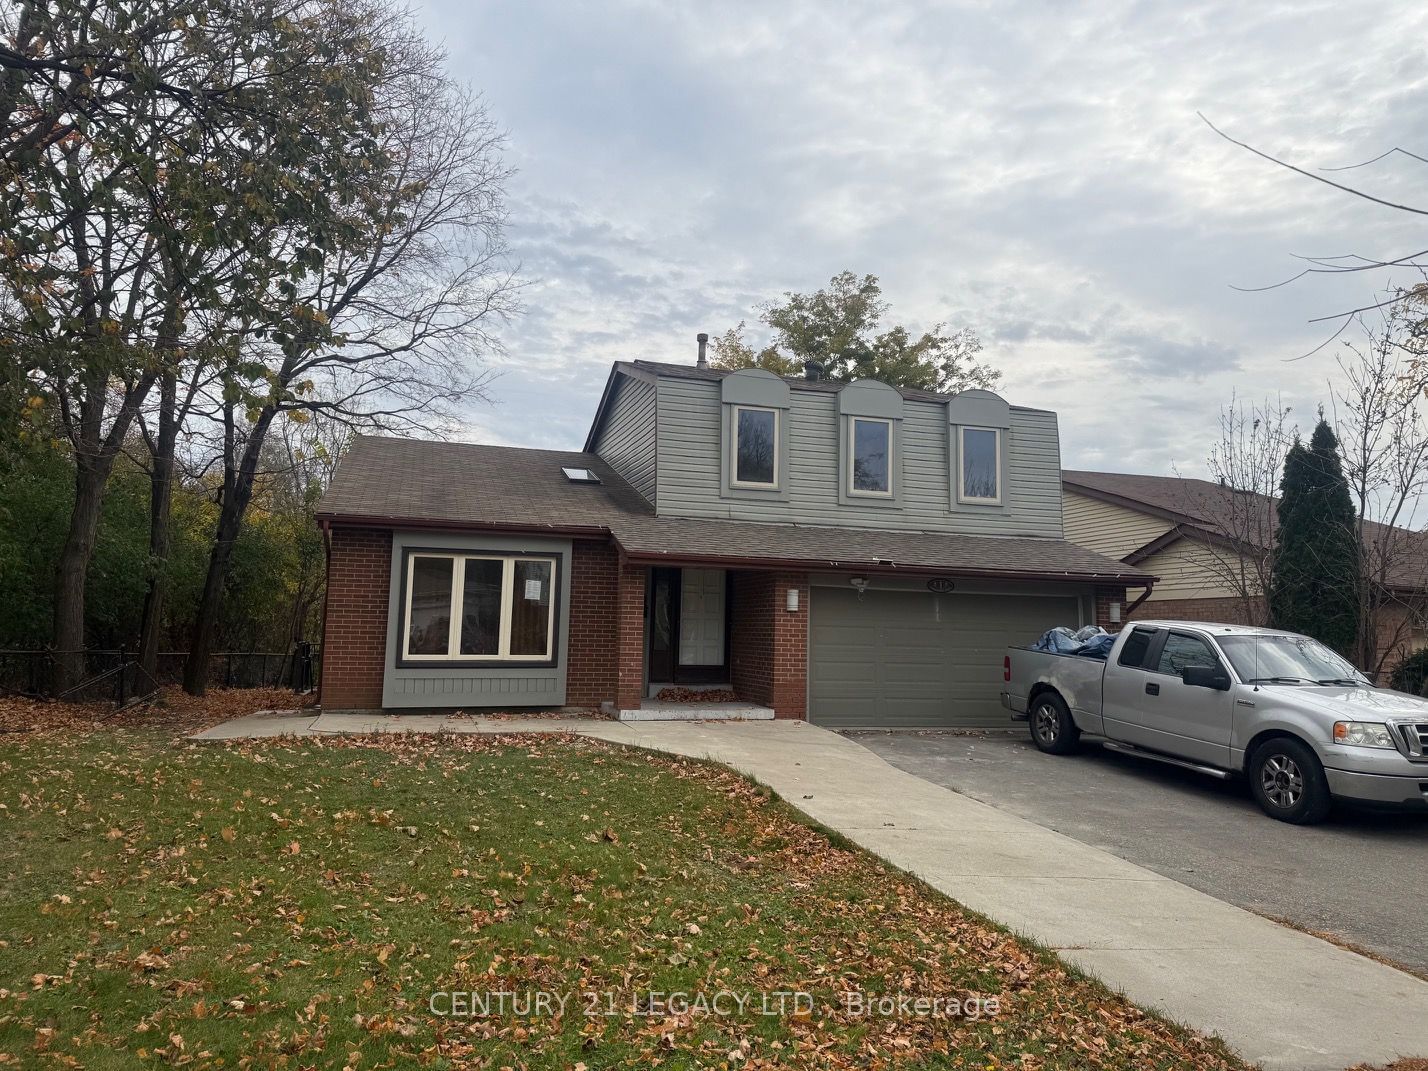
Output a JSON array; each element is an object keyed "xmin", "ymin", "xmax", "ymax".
[{"xmin": 618, "ymin": 701, "xmax": 775, "ymax": 722}]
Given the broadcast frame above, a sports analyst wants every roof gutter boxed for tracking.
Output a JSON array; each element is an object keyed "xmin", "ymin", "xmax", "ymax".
[
  {"xmin": 314, "ymin": 513, "xmax": 1157, "ymax": 587},
  {"xmin": 314, "ymin": 513, "xmax": 614, "ymax": 540},
  {"xmin": 614, "ymin": 543, "xmax": 1157, "ymax": 587}
]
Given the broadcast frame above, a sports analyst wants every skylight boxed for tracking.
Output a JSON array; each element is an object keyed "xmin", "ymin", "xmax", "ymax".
[{"xmin": 562, "ymin": 466, "xmax": 601, "ymax": 484}]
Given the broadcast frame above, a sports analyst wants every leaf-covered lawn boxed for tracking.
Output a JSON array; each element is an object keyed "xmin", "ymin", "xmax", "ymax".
[{"xmin": 0, "ymin": 727, "xmax": 1248, "ymax": 1070}]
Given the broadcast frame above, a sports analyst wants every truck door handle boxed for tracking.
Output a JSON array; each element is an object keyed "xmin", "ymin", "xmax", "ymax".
[{"xmin": 1145, "ymin": 682, "xmax": 1160, "ymax": 696}]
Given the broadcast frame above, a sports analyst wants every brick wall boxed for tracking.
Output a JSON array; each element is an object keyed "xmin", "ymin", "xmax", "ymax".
[
  {"xmin": 320, "ymin": 526, "xmax": 392, "ymax": 710},
  {"xmin": 566, "ymin": 539, "xmax": 619, "ymax": 709},
  {"xmin": 1092, "ymin": 585, "xmax": 1128, "ymax": 632},
  {"xmin": 615, "ymin": 556, "xmax": 647, "ymax": 711},
  {"xmin": 730, "ymin": 569, "xmax": 809, "ymax": 719},
  {"xmin": 1131, "ymin": 595, "xmax": 1263, "ymax": 626}
]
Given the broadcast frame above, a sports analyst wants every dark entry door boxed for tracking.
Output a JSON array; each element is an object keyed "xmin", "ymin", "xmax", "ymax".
[
  {"xmin": 647, "ymin": 567, "xmax": 730, "ymax": 685},
  {"xmin": 648, "ymin": 568, "xmax": 679, "ymax": 683}
]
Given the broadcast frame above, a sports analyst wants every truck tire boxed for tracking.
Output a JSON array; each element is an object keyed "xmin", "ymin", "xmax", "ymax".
[
  {"xmin": 1249, "ymin": 737, "xmax": 1332, "ymax": 825},
  {"xmin": 1029, "ymin": 693, "xmax": 1080, "ymax": 755}
]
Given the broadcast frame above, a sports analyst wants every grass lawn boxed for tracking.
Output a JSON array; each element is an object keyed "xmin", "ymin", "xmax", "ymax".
[{"xmin": 0, "ymin": 713, "xmax": 1249, "ymax": 1070}]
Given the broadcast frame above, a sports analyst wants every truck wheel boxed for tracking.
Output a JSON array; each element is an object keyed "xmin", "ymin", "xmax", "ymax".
[
  {"xmin": 1249, "ymin": 737, "xmax": 1332, "ymax": 825},
  {"xmin": 1029, "ymin": 694, "xmax": 1079, "ymax": 755}
]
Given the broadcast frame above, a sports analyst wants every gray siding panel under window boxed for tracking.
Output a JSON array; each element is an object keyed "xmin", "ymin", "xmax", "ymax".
[
  {"xmin": 655, "ymin": 376, "xmax": 1063, "ymax": 537},
  {"xmin": 809, "ymin": 586, "xmax": 1082, "ymax": 728},
  {"xmin": 593, "ymin": 375, "xmax": 657, "ymax": 505}
]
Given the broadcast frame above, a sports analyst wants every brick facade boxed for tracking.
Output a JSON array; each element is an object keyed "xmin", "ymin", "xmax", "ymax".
[
  {"xmin": 565, "ymin": 539, "xmax": 619, "ymax": 709},
  {"xmin": 615, "ymin": 555, "xmax": 647, "ymax": 711},
  {"xmin": 1092, "ymin": 584, "xmax": 1128, "ymax": 632},
  {"xmin": 1131, "ymin": 595, "xmax": 1263, "ymax": 627},
  {"xmin": 319, "ymin": 526, "xmax": 392, "ymax": 710},
  {"xmin": 729, "ymin": 569, "xmax": 809, "ymax": 719}
]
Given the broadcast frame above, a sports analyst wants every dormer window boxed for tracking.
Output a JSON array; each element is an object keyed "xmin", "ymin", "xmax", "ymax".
[
  {"xmin": 732, "ymin": 405, "xmax": 778, "ymax": 488},
  {"xmin": 958, "ymin": 426, "xmax": 1001, "ymax": 504},
  {"xmin": 848, "ymin": 416, "xmax": 893, "ymax": 496}
]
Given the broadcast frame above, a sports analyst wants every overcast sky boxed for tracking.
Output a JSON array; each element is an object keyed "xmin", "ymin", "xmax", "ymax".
[{"xmin": 413, "ymin": 0, "xmax": 1428, "ymax": 477}]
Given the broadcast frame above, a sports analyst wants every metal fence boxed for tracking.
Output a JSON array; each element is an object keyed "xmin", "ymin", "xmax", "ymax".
[{"xmin": 0, "ymin": 644, "xmax": 320, "ymax": 704}]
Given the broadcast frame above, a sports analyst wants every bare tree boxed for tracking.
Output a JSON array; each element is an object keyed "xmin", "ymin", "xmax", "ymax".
[
  {"xmin": 1202, "ymin": 116, "xmax": 1428, "ymax": 350},
  {"xmin": 1, "ymin": 0, "xmax": 391, "ymax": 690},
  {"xmin": 1189, "ymin": 395, "xmax": 1295, "ymax": 625},
  {"xmin": 1330, "ymin": 306, "xmax": 1428, "ymax": 676},
  {"xmin": 182, "ymin": 22, "xmax": 519, "ymax": 694}
]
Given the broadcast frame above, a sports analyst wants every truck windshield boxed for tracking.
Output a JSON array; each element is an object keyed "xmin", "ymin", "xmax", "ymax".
[{"xmin": 1216, "ymin": 634, "xmax": 1367, "ymax": 686}]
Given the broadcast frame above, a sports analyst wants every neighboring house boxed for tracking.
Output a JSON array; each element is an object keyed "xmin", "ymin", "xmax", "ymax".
[
  {"xmin": 1062, "ymin": 469, "xmax": 1428, "ymax": 676},
  {"xmin": 314, "ymin": 351, "xmax": 1152, "ymax": 728}
]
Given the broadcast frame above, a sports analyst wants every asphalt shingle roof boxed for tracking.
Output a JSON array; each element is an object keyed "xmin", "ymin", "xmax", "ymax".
[
  {"xmin": 1062, "ymin": 469, "xmax": 1428, "ymax": 591},
  {"xmin": 319, "ymin": 436, "xmax": 1153, "ymax": 584}
]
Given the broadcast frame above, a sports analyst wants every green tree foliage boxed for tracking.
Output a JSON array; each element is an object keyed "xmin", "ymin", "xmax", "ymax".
[
  {"xmin": 0, "ymin": 431, "xmax": 330, "ymax": 653},
  {"xmin": 1389, "ymin": 649, "xmax": 1428, "ymax": 696},
  {"xmin": 711, "ymin": 271, "xmax": 999, "ymax": 393},
  {"xmin": 1268, "ymin": 419, "xmax": 1361, "ymax": 655}
]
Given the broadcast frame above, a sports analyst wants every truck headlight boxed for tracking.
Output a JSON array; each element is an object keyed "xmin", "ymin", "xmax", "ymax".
[{"xmin": 1332, "ymin": 721, "xmax": 1395, "ymax": 749}]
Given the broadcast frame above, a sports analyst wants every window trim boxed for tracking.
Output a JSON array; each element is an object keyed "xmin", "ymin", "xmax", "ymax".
[
  {"xmin": 398, "ymin": 549, "xmax": 559, "ymax": 667},
  {"xmin": 846, "ymin": 415, "xmax": 895, "ymax": 498},
  {"xmin": 957, "ymin": 425, "xmax": 1003, "ymax": 505},
  {"xmin": 1147, "ymin": 629, "xmax": 1226, "ymax": 679},
  {"xmin": 729, "ymin": 404, "xmax": 780, "ymax": 489},
  {"xmin": 1117, "ymin": 626, "xmax": 1160, "ymax": 670}
]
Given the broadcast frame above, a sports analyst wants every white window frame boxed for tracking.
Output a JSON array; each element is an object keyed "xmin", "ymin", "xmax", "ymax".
[
  {"xmin": 401, "ymin": 552, "xmax": 557, "ymax": 662},
  {"xmin": 958, "ymin": 425, "xmax": 1002, "ymax": 505},
  {"xmin": 729, "ymin": 404, "xmax": 780, "ymax": 489},
  {"xmin": 846, "ymin": 416, "xmax": 894, "ymax": 498}
]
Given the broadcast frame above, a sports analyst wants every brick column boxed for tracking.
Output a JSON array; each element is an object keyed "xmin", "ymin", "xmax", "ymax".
[
  {"xmin": 769, "ymin": 571, "xmax": 809, "ymax": 719},
  {"xmin": 615, "ymin": 556, "xmax": 647, "ymax": 711},
  {"xmin": 730, "ymin": 569, "xmax": 809, "ymax": 719},
  {"xmin": 1093, "ymin": 584, "xmax": 1128, "ymax": 632},
  {"xmin": 320, "ymin": 526, "xmax": 392, "ymax": 710}
]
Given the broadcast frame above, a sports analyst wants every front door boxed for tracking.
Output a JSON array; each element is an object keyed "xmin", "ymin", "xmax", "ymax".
[
  {"xmin": 679, "ymin": 568, "xmax": 727, "ymax": 668},
  {"xmin": 646, "ymin": 567, "xmax": 728, "ymax": 685}
]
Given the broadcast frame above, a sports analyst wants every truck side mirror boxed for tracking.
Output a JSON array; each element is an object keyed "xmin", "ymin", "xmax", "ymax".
[{"xmin": 1182, "ymin": 665, "xmax": 1231, "ymax": 691}]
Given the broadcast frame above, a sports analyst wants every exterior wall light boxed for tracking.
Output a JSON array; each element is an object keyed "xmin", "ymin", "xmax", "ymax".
[
  {"xmin": 786, "ymin": 587, "xmax": 800, "ymax": 612},
  {"xmin": 850, "ymin": 577, "xmax": 869, "ymax": 599}
]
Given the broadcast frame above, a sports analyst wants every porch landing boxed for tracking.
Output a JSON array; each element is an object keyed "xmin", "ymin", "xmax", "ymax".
[{"xmin": 618, "ymin": 700, "xmax": 775, "ymax": 722}]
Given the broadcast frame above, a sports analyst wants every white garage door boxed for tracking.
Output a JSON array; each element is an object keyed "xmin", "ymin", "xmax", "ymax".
[{"xmin": 809, "ymin": 586, "xmax": 1082, "ymax": 728}]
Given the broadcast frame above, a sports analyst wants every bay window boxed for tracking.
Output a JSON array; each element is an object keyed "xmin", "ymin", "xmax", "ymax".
[{"xmin": 401, "ymin": 551, "xmax": 556, "ymax": 662}]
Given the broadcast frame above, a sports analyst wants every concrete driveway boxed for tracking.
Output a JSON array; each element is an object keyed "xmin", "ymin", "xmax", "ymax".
[{"xmin": 850, "ymin": 729, "xmax": 1428, "ymax": 975}]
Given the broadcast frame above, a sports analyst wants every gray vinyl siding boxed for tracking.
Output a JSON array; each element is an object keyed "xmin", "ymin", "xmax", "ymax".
[
  {"xmin": 655, "ymin": 376, "xmax": 1063, "ymax": 537},
  {"xmin": 592, "ymin": 376, "xmax": 657, "ymax": 505}
]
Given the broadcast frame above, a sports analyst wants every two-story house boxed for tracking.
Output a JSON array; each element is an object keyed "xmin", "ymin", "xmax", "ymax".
[{"xmin": 314, "ymin": 350, "xmax": 1153, "ymax": 727}]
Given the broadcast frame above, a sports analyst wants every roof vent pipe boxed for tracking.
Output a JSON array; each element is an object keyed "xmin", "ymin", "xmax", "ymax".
[
  {"xmin": 803, "ymin": 359, "xmax": 824, "ymax": 381},
  {"xmin": 696, "ymin": 332, "xmax": 709, "ymax": 368}
]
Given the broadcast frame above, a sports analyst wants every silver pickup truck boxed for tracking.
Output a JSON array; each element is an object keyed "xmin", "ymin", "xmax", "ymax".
[{"xmin": 1002, "ymin": 620, "xmax": 1428, "ymax": 823}]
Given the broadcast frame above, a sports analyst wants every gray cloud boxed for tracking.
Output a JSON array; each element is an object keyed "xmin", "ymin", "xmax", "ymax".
[{"xmin": 428, "ymin": 0, "xmax": 1428, "ymax": 478}]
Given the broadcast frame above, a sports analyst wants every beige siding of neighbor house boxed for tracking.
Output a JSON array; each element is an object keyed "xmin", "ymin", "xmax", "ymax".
[
  {"xmin": 1137, "ymin": 536, "xmax": 1250, "ymax": 601},
  {"xmin": 1062, "ymin": 489, "xmax": 1174, "ymax": 560}
]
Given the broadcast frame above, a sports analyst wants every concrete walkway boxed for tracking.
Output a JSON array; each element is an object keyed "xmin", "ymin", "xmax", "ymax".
[{"xmin": 193, "ymin": 714, "xmax": 1428, "ymax": 1070}]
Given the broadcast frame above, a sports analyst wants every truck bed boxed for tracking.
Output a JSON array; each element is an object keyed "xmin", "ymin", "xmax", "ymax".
[{"xmin": 1003, "ymin": 645, "xmax": 1109, "ymax": 731}]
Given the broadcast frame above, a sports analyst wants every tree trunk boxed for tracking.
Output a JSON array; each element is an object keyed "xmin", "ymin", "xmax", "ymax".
[
  {"xmin": 138, "ymin": 368, "xmax": 178, "ymax": 678},
  {"xmin": 183, "ymin": 407, "xmax": 276, "ymax": 695},
  {"xmin": 51, "ymin": 456, "xmax": 110, "ymax": 693}
]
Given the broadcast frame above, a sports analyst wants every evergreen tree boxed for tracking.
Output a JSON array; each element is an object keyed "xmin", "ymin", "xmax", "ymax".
[{"xmin": 1268, "ymin": 419, "xmax": 1361, "ymax": 655}]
